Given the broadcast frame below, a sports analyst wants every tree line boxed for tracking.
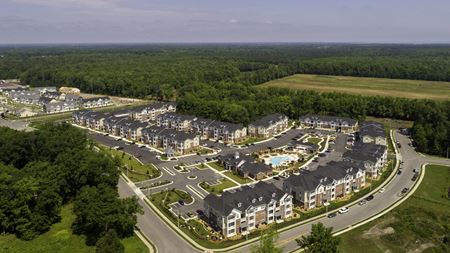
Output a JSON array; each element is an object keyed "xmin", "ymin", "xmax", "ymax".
[
  {"xmin": 177, "ymin": 82, "xmax": 449, "ymax": 157},
  {"xmin": 0, "ymin": 124, "xmax": 142, "ymax": 250}
]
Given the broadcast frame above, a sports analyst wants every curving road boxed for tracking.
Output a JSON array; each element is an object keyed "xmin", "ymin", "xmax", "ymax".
[{"xmin": 118, "ymin": 130, "xmax": 450, "ymax": 253}]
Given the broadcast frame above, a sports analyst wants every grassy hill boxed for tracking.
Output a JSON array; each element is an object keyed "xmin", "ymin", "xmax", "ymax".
[
  {"xmin": 260, "ymin": 74, "xmax": 450, "ymax": 100},
  {"xmin": 0, "ymin": 204, "xmax": 149, "ymax": 253},
  {"xmin": 338, "ymin": 164, "xmax": 450, "ymax": 253}
]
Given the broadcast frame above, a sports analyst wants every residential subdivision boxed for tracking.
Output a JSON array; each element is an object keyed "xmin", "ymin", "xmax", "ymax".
[
  {"xmin": 1, "ymin": 85, "xmax": 113, "ymax": 115},
  {"xmin": 248, "ymin": 113, "xmax": 289, "ymax": 138},
  {"xmin": 299, "ymin": 115, "xmax": 358, "ymax": 133},
  {"xmin": 283, "ymin": 161, "xmax": 366, "ymax": 210},
  {"xmin": 204, "ymin": 181, "xmax": 293, "ymax": 238},
  {"xmin": 129, "ymin": 102, "xmax": 176, "ymax": 121}
]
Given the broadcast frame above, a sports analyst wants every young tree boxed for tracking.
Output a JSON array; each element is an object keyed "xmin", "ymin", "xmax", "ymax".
[
  {"xmin": 251, "ymin": 229, "xmax": 282, "ymax": 253},
  {"xmin": 296, "ymin": 223, "xmax": 340, "ymax": 253},
  {"xmin": 95, "ymin": 229, "xmax": 124, "ymax": 253}
]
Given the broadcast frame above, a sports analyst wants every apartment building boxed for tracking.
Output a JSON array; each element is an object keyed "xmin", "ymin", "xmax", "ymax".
[
  {"xmin": 141, "ymin": 126, "xmax": 199, "ymax": 155},
  {"xmin": 129, "ymin": 102, "xmax": 176, "ymax": 121},
  {"xmin": 156, "ymin": 112, "xmax": 197, "ymax": 131},
  {"xmin": 204, "ymin": 181, "xmax": 293, "ymax": 238},
  {"xmin": 343, "ymin": 142, "xmax": 388, "ymax": 178},
  {"xmin": 248, "ymin": 113, "xmax": 289, "ymax": 138},
  {"xmin": 283, "ymin": 161, "xmax": 365, "ymax": 210},
  {"xmin": 358, "ymin": 121, "xmax": 387, "ymax": 146},
  {"xmin": 299, "ymin": 115, "xmax": 358, "ymax": 133}
]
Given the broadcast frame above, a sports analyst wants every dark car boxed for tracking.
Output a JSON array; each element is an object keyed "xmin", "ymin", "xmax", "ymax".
[
  {"xmin": 178, "ymin": 200, "xmax": 185, "ymax": 206},
  {"xmin": 319, "ymin": 153, "xmax": 326, "ymax": 157},
  {"xmin": 273, "ymin": 176, "xmax": 280, "ymax": 180},
  {"xmin": 397, "ymin": 170, "xmax": 402, "ymax": 175},
  {"xmin": 411, "ymin": 174, "xmax": 418, "ymax": 181},
  {"xmin": 327, "ymin": 212, "xmax": 337, "ymax": 218},
  {"xmin": 366, "ymin": 195, "xmax": 374, "ymax": 201},
  {"xmin": 401, "ymin": 187, "xmax": 409, "ymax": 194}
]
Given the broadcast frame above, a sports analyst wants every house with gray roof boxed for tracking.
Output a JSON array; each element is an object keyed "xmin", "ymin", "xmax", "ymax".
[
  {"xmin": 43, "ymin": 100, "xmax": 80, "ymax": 114},
  {"xmin": 218, "ymin": 152, "xmax": 272, "ymax": 180},
  {"xmin": 34, "ymin": 86, "xmax": 57, "ymax": 94},
  {"xmin": 248, "ymin": 113, "xmax": 289, "ymax": 138},
  {"xmin": 9, "ymin": 90, "xmax": 41, "ymax": 105},
  {"xmin": 82, "ymin": 96, "xmax": 113, "ymax": 108},
  {"xmin": 299, "ymin": 115, "xmax": 358, "ymax": 133},
  {"xmin": 343, "ymin": 142, "xmax": 388, "ymax": 178},
  {"xmin": 283, "ymin": 161, "xmax": 365, "ymax": 210},
  {"xmin": 358, "ymin": 121, "xmax": 387, "ymax": 146},
  {"xmin": 204, "ymin": 181, "xmax": 293, "ymax": 238}
]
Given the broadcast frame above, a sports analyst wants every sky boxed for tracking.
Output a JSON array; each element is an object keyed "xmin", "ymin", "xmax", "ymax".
[{"xmin": 1, "ymin": 0, "xmax": 450, "ymax": 44}]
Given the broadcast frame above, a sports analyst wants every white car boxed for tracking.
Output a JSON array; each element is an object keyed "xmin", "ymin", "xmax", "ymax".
[
  {"xmin": 338, "ymin": 207, "xmax": 349, "ymax": 214},
  {"xmin": 379, "ymin": 187, "xmax": 385, "ymax": 193}
]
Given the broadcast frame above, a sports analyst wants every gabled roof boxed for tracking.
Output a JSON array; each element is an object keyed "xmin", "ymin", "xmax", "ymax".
[
  {"xmin": 157, "ymin": 112, "xmax": 197, "ymax": 122},
  {"xmin": 285, "ymin": 161, "xmax": 364, "ymax": 192},
  {"xmin": 204, "ymin": 181, "xmax": 286, "ymax": 216},
  {"xmin": 343, "ymin": 142, "xmax": 387, "ymax": 163},
  {"xmin": 249, "ymin": 113, "xmax": 288, "ymax": 128},
  {"xmin": 299, "ymin": 115, "xmax": 357, "ymax": 126},
  {"xmin": 359, "ymin": 121, "xmax": 386, "ymax": 139}
]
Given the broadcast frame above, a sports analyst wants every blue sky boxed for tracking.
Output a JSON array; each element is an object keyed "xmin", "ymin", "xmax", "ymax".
[{"xmin": 1, "ymin": 0, "xmax": 449, "ymax": 43}]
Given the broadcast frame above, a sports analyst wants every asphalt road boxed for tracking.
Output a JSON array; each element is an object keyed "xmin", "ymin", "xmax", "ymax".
[{"xmin": 117, "ymin": 130, "xmax": 450, "ymax": 253}]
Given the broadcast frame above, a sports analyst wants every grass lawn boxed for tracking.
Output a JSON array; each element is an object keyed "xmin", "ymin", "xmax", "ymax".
[
  {"xmin": 235, "ymin": 137, "xmax": 266, "ymax": 145},
  {"xmin": 223, "ymin": 171, "xmax": 253, "ymax": 184},
  {"xmin": 307, "ymin": 136, "xmax": 325, "ymax": 150},
  {"xmin": 206, "ymin": 162, "xmax": 226, "ymax": 171},
  {"xmin": 150, "ymin": 189, "xmax": 193, "ymax": 207},
  {"xmin": 0, "ymin": 204, "xmax": 148, "ymax": 253},
  {"xmin": 260, "ymin": 74, "xmax": 450, "ymax": 100},
  {"xmin": 339, "ymin": 164, "xmax": 450, "ymax": 253},
  {"xmin": 200, "ymin": 178, "xmax": 237, "ymax": 195},
  {"xmin": 101, "ymin": 145, "xmax": 160, "ymax": 182}
]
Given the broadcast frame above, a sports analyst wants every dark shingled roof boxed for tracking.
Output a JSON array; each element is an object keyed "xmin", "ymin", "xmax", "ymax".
[
  {"xmin": 249, "ymin": 113, "xmax": 287, "ymax": 128},
  {"xmin": 359, "ymin": 121, "xmax": 386, "ymax": 139},
  {"xmin": 285, "ymin": 161, "xmax": 364, "ymax": 192},
  {"xmin": 343, "ymin": 142, "xmax": 387, "ymax": 163},
  {"xmin": 204, "ymin": 181, "xmax": 286, "ymax": 216}
]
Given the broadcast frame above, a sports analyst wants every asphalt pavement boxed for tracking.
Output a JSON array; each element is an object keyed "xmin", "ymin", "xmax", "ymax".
[{"xmin": 116, "ymin": 130, "xmax": 450, "ymax": 253}]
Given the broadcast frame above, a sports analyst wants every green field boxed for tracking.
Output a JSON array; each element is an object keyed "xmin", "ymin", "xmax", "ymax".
[
  {"xmin": 339, "ymin": 164, "xmax": 450, "ymax": 253},
  {"xmin": 0, "ymin": 204, "xmax": 148, "ymax": 253},
  {"xmin": 261, "ymin": 74, "xmax": 450, "ymax": 100}
]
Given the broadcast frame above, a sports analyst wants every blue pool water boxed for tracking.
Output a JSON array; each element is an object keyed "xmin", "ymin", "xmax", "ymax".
[{"xmin": 271, "ymin": 156, "xmax": 294, "ymax": 166}]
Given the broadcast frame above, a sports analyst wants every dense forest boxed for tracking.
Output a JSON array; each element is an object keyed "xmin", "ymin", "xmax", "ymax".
[
  {"xmin": 0, "ymin": 124, "xmax": 142, "ymax": 249},
  {"xmin": 177, "ymin": 83, "xmax": 450, "ymax": 157},
  {"xmin": 0, "ymin": 44, "xmax": 449, "ymax": 156}
]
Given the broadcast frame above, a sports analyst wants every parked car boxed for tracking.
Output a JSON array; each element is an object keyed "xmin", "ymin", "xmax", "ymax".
[
  {"xmin": 103, "ymin": 133, "xmax": 109, "ymax": 136},
  {"xmin": 273, "ymin": 176, "xmax": 280, "ymax": 180},
  {"xmin": 379, "ymin": 187, "xmax": 385, "ymax": 193},
  {"xmin": 358, "ymin": 200, "xmax": 367, "ymax": 205},
  {"xmin": 401, "ymin": 187, "xmax": 409, "ymax": 194},
  {"xmin": 411, "ymin": 174, "xmax": 418, "ymax": 181},
  {"xmin": 366, "ymin": 195, "xmax": 374, "ymax": 201},
  {"xmin": 338, "ymin": 207, "xmax": 349, "ymax": 214},
  {"xmin": 178, "ymin": 200, "xmax": 185, "ymax": 206},
  {"xmin": 397, "ymin": 170, "xmax": 402, "ymax": 175},
  {"xmin": 327, "ymin": 212, "xmax": 337, "ymax": 218}
]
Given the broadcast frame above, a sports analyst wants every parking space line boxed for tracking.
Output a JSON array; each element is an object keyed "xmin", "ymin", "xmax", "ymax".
[
  {"xmin": 186, "ymin": 185, "xmax": 206, "ymax": 199},
  {"xmin": 160, "ymin": 166, "xmax": 175, "ymax": 176}
]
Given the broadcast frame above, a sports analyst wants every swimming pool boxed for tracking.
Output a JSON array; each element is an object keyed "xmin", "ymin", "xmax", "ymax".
[{"xmin": 269, "ymin": 155, "xmax": 298, "ymax": 167}]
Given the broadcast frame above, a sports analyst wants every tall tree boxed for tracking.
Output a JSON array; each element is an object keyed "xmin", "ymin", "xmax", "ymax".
[
  {"xmin": 251, "ymin": 229, "xmax": 282, "ymax": 253},
  {"xmin": 95, "ymin": 229, "xmax": 125, "ymax": 253},
  {"xmin": 297, "ymin": 223, "xmax": 340, "ymax": 253}
]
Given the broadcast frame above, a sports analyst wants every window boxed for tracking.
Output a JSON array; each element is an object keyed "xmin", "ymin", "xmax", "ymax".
[
  {"xmin": 269, "ymin": 210, "xmax": 274, "ymax": 214},
  {"xmin": 228, "ymin": 229, "xmax": 235, "ymax": 234},
  {"xmin": 228, "ymin": 222, "xmax": 235, "ymax": 227}
]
